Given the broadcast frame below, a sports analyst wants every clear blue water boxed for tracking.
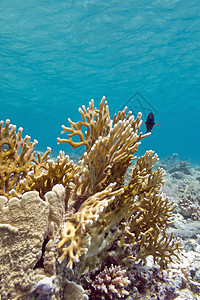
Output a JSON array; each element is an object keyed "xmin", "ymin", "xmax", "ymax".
[{"xmin": 0, "ymin": 0, "xmax": 200, "ymax": 161}]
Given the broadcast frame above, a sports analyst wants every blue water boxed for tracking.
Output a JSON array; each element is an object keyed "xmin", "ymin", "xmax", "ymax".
[{"xmin": 0, "ymin": 0, "xmax": 200, "ymax": 161}]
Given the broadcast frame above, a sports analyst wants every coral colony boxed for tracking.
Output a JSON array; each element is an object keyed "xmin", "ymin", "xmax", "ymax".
[{"xmin": 0, "ymin": 97, "xmax": 181, "ymax": 299}]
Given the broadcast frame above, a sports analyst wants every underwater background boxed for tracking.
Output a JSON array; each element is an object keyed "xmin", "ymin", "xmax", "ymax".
[{"xmin": 0, "ymin": 0, "xmax": 199, "ymax": 162}]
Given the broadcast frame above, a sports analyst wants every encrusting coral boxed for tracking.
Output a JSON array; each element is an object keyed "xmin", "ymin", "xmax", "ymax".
[
  {"xmin": 0, "ymin": 96, "xmax": 182, "ymax": 299},
  {"xmin": 0, "ymin": 184, "xmax": 66, "ymax": 299}
]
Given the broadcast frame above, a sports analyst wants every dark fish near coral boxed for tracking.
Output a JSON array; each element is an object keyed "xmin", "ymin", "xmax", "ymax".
[{"xmin": 144, "ymin": 112, "xmax": 161, "ymax": 133}]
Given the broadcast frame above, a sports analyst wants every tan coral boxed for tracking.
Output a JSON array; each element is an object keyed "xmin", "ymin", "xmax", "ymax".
[
  {"xmin": 121, "ymin": 189, "xmax": 181, "ymax": 268},
  {"xmin": 58, "ymin": 183, "xmax": 124, "ymax": 268},
  {"xmin": 57, "ymin": 97, "xmax": 111, "ymax": 153},
  {"xmin": 0, "ymin": 119, "xmax": 77, "ymax": 200},
  {"xmin": 0, "ymin": 191, "xmax": 49, "ymax": 299},
  {"xmin": 124, "ymin": 151, "xmax": 165, "ymax": 199},
  {"xmin": 0, "ymin": 119, "xmax": 38, "ymax": 199},
  {"xmin": 135, "ymin": 227, "xmax": 181, "ymax": 269},
  {"xmin": 22, "ymin": 150, "xmax": 77, "ymax": 199},
  {"xmin": 57, "ymin": 98, "xmax": 181, "ymax": 270},
  {"xmin": 0, "ymin": 184, "xmax": 66, "ymax": 300},
  {"xmin": 58, "ymin": 152, "xmax": 171, "ymax": 269},
  {"xmin": 71, "ymin": 109, "xmax": 148, "ymax": 198},
  {"xmin": 119, "ymin": 151, "xmax": 181, "ymax": 268}
]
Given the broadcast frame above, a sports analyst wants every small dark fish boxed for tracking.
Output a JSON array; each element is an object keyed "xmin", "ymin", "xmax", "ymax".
[{"xmin": 144, "ymin": 112, "xmax": 161, "ymax": 133}]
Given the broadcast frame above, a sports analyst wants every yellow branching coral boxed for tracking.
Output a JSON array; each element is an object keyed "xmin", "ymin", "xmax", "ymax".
[
  {"xmin": 0, "ymin": 120, "xmax": 76, "ymax": 200},
  {"xmin": 57, "ymin": 97, "xmax": 181, "ymax": 269},
  {"xmin": 138, "ymin": 228, "xmax": 181, "ymax": 268},
  {"xmin": 20, "ymin": 150, "xmax": 77, "ymax": 199},
  {"xmin": 57, "ymin": 97, "xmax": 111, "ymax": 153},
  {"xmin": 117, "ymin": 150, "xmax": 182, "ymax": 268},
  {"xmin": 124, "ymin": 151, "xmax": 165, "ymax": 198},
  {"xmin": 121, "ymin": 189, "xmax": 181, "ymax": 268},
  {"xmin": 0, "ymin": 119, "xmax": 38, "ymax": 199},
  {"xmin": 58, "ymin": 183, "xmax": 124, "ymax": 268},
  {"xmin": 72, "ymin": 119, "xmax": 141, "ymax": 196},
  {"xmin": 125, "ymin": 225, "xmax": 181, "ymax": 269},
  {"xmin": 59, "ymin": 97, "xmax": 149, "ymax": 199}
]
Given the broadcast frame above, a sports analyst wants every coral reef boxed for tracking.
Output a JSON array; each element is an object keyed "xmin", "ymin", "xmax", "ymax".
[
  {"xmin": 0, "ymin": 119, "xmax": 38, "ymax": 200},
  {"xmin": 0, "ymin": 97, "xmax": 182, "ymax": 299},
  {"xmin": 0, "ymin": 119, "xmax": 76, "ymax": 201},
  {"xmin": 0, "ymin": 184, "xmax": 66, "ymax": 299},
  {"xmin": 84, "ymin": 264, "xmax": 130, "ymax": 299},
  {"xmin": 57, "ymin": 97, "xmax": 181, "ymax": 270}
]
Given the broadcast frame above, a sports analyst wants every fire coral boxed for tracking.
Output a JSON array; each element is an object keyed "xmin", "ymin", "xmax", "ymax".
[{"xmin": 57, "ymin": 97, "xmax": 181, "ymax": 269}]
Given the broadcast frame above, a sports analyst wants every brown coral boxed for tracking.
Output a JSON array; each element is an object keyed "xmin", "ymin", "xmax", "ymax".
[{"xmin": 86, "ymin": 264, "xmax": 130, "ymax": 300}]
